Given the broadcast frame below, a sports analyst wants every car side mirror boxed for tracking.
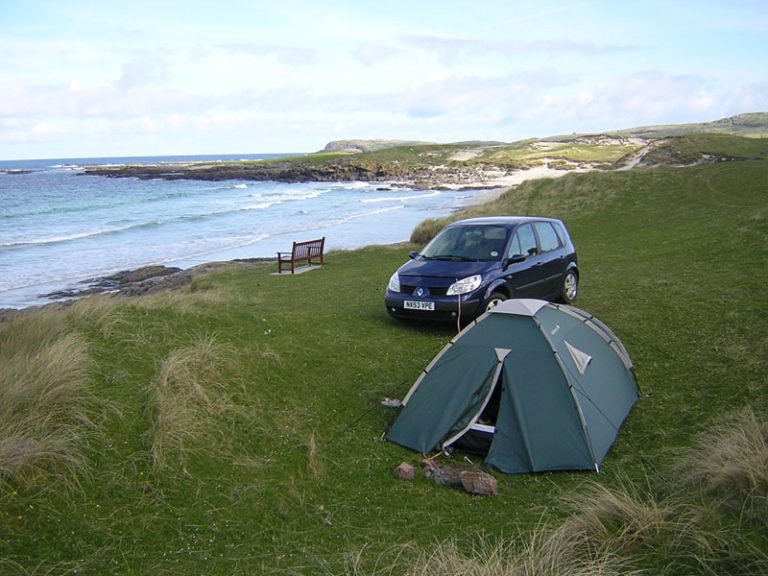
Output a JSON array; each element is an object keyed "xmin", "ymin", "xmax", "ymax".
[
  {"xmin": 503, "ymin": 255, "xmax": 526, "ymax": 268},
  {"xmin": 408, "ymin": 250, "xmax": 420, "ymax": 259}
]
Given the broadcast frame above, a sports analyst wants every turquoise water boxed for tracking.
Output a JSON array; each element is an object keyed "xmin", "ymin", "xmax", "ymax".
[{"xmin": 0, "ymin": 155, "xmax": 481, "ymax": 308}]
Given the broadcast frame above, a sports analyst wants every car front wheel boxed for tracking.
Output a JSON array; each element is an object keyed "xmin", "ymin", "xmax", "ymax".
[
  {"xmin": 485, "ymin": 291, "xmax": 507, "ymax": 312},
  {"xmin": 560, "ymin": 271, "xmax": 579, "ymax": 304}
]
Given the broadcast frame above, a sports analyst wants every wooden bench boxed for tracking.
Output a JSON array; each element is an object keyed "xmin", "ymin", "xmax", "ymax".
[{"xmin": 277, "ymin": 237, "xmax": 325, "ymax": 274}]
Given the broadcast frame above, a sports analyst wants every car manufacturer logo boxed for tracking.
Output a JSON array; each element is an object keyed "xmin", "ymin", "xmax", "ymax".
[{"xmin": 416, "ymin": 287, "xmax": 425, "ymax": 297}]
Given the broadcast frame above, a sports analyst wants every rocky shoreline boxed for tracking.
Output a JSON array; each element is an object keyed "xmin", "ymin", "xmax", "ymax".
[
  {"xmin": 0, "ymin": 259, "xmax": 274, "ymax": 323},
  {"xmin": 82, "ymin": 156, "xmax": 519, "ymax": 190}
]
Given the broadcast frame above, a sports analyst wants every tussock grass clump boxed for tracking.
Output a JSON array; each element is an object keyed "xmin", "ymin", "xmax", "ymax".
[
  {"xmin": 554, "ymin": 480, "xmax": 673, "ymax": 552},
  {"xmin": 512, "ymin": 526, "xmax": 635, "ymax": 576},
  {"xmin": 66, "ymin": 294, "xmax": 121, "ymax": 326},
  {"xmin": 147, "ymin": 333, "xmax": 241, "ymax": 473},
  {"xmin": 673, "ymin": 407, "xmax": 768, "ymax": 523},
  {"xmin": 410, "ymin": 217, "xmax": 449, "ymax": 245},
  {"xmin": 0, "ymin": 310, "xmax": 94, "ymax": 490},
  {"xmin": 338, "ymin": 533, "xmax": 634, "ymax": 576},
  {"xmin": 406, "ymin": 539, "xmax": 517, "ymax": 576},
  {"xmin": 335, "ymin": 544, "xmax": 416, "ymax": 576}
]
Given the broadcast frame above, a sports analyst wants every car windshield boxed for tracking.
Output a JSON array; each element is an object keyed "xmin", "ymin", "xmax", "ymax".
[{"xmin": 420, "ymin": 225, "xmax": 508, "ymax": 261}]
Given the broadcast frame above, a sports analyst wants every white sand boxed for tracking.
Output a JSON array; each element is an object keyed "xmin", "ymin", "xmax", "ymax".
[
  {"xmin": 483, "ymin": 164, "xmax": 579, "ymax": 187},
  {"xmin": 456, "ymin": 163, "xmax": 599, "ymax": 205}
]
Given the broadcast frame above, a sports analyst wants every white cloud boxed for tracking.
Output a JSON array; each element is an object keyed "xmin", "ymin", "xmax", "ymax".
[
  {"xmin": 0, "ymin": 1, "xmax": 766, "ymax": 158},
  {"xmin": 117, "ymin": 50, "xmax": 171, "ymax": 91}
]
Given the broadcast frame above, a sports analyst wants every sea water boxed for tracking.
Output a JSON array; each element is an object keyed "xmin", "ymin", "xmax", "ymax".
[{"xmin": 0, "ymin": 154, "xmax": 484, "ymax": 309}]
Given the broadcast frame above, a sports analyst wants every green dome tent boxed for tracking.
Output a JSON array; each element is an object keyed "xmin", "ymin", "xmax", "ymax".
[{"xmin": 385, "ymin": 299, "xmax": 639, "ymax": 474}]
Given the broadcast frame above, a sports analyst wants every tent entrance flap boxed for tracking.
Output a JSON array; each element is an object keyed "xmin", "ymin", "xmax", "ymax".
[
  {"xmin": 446, "ymin": 379, "xmax": 504, "ymax": 455},
  {"xmin": 385, "ymin": 345, "xmax": 501, "ymax": 454},
  {"xmin": 452, "ymin": 423, "xmax": 496, "ymax": 455}
]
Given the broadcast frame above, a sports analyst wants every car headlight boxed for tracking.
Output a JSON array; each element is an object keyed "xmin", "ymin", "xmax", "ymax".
[
  {"xmin": 388, "ymin": 272, "xmax": 401, "ymax": 292},
  {"xmin": 447, "ymin": 274, "xmax": 481, "ymax": 295}
]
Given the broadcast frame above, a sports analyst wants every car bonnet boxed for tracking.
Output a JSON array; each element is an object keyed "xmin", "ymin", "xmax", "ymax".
[{"xmin": 397, "ymin": 257, "xmax": 499, "ymax": 282}]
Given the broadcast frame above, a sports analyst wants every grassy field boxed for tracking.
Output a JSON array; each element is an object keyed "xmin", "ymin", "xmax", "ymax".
[{"xmin": 1, "ymin": 135, "xmax": 766, "ymax": 575}]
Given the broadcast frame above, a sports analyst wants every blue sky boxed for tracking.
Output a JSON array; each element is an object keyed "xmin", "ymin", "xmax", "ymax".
[{"xmin": 1, "ymin": 0, "xmax": 766, "ymax": 159}]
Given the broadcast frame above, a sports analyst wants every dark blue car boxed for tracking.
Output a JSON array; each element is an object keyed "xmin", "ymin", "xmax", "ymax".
[{"xmin": 385, "ymin": 216, "xmax": 579, "ymax": 322}]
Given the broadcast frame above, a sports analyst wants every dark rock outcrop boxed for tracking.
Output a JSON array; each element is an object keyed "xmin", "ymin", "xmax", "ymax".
[
  {"xmin": 82, "ymin": 158, "xmax": 509, "ymax": 190},
  {"xmin": 41, "ymin": 259, "xmax": 273, "ymax": 302}
]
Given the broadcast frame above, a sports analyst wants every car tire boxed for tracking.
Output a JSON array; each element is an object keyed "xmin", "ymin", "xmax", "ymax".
[
  {"xmin": 485, "ymin": 291, "xmax": 507, "ymax": 312},
  {"xmin": 560, "ymin": 270, "xmax": 579, "ymax": 304}
]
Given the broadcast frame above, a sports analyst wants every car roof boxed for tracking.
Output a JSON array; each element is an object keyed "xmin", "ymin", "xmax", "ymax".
[{"xmin": 446, "ymin": 216, "xmax": 563, "ymax": 228}]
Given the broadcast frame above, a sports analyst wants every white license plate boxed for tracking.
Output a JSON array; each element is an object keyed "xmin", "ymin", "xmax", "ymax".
[{"xmin": 404, "ymin": 300, "xmax": 435, "ymax": 311}]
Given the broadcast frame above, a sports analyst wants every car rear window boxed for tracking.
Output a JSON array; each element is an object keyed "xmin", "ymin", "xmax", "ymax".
[
  {"xmin": 534, "ymin": 222, "xmax": 561, "ymax": 252},
  {"xmin": 510, "ymin": 223, "xmax": 537, "ymax": 258}
]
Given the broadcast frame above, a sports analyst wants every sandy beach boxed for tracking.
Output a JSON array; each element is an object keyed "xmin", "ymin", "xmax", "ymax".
[{"xmin": 457, "ymin": 163, "xmax": 595, "ymax": 205}]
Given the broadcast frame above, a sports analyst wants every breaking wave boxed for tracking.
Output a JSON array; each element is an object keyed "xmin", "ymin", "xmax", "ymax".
[{"xmin": 360, "ymin": 191, "xmax": 440, "ymax": 203}]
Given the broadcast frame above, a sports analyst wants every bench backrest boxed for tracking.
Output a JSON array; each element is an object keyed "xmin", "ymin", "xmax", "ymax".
[{"xmin": 293, "ymin": 237, "xmax": 324, "ymax": 259}]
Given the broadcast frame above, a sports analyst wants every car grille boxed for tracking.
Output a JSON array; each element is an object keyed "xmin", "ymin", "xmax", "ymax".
[{"xmin": 401, "ymin": 284, "xmax": 449, "ymax": 296}]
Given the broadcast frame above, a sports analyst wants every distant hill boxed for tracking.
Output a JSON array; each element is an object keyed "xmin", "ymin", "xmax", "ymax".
[
  {"xmin": 322, "ymin": 139, "xmax": 434, "ymax": 153},
  {"xmin": 322, "ymin": 113, "xmax": 768, "ymax": 154},
  {"xmin": 613, "ymin": 112, "xmax": 768, "ymax": 138}
]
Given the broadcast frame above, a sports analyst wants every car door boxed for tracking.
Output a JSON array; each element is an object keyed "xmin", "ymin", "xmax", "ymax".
[
  {"xmin": 502, "ymin": 223, "xmax": 548, "ymax": 297},
  {"xmin": 532, "ymin": 221, "xmax": 567, "ymax": 297}
]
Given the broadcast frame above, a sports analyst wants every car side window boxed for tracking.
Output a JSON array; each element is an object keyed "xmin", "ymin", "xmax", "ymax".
[
  {"xmin": 508, "ymin": 224, "xmax": 537, "ymax": 258},
  {"xmin": 507, "ymin": 233, "xmax": 522, "ymax": 258},
  {"xmin": 552, "ymin": 222, "xmax": 566, "ymax": 245},
  {"xmin": 534, "ymin": 222, "xmax": 561, "ymax": 253}
]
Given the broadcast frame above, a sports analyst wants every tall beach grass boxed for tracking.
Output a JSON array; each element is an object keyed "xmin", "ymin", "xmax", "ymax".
[
  {"xmin": 0, "ymin": 310, "xmax": 94, "ymax": 491},
  {"xmin": 672, "ymin": 407, "xmax": 768, "ymax": 524},
  {"xmin": 147, "ymin": 332, "xmax": 241, "ymax": 474}
]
